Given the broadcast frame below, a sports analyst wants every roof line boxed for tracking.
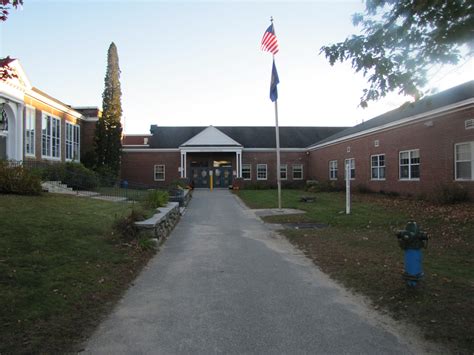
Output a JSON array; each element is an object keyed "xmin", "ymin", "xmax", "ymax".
[{"xmin": 308, "ymin": 98, "xmax": 474, "ymax": 150}]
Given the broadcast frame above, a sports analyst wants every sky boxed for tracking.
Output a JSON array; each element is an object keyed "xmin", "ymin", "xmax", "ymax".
[{"xmin": 1, "ymin": 0, "xmax": 472, "ymax": 134}]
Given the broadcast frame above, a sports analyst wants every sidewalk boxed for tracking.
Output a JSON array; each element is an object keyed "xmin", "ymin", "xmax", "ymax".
[{"xmin": 83, "ymin": 189, "xmax": 431, "ymax": 354}]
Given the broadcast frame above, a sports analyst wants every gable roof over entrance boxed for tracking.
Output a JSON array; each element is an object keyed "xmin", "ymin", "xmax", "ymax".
[{"xmin": 180, "ymin": 126, "xmax": 242, "ymax": 147}]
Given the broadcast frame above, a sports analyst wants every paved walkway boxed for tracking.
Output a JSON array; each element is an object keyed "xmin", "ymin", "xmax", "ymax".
[{"xmin": 84, "ymin": 189, "xmax": 429, "ymax": 354}]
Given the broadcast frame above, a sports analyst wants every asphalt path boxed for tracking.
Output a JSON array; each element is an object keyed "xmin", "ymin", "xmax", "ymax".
[{"xmin": 84, "ymin": 189, "xmax": 430, "ymax": 354}]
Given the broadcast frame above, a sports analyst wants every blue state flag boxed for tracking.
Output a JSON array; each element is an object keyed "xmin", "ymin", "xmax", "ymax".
[{"xmin": 270, "ymin": 59, "xmax": 279, "ymax": 102}]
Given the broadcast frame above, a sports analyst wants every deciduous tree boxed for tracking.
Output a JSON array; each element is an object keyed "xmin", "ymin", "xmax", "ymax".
[
  {"xmin": 320, "ymin": 0, "xmax": 474, "ymax": 107},
  {"xmin": 0, "ymin": 1, "xmax": 23, "ymax": 81}
]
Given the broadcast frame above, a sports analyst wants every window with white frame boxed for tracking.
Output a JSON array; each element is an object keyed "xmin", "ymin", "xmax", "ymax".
[
  {"xmin": 42, "ymin": 114, "xmax": 61, "ymax": 159},
  {"xmin": 292, "ymin": 164, "xmax": 303, "ymax": 180},
  {"xmin": 329, "ymin": 160, "xmax": 338, "ymax": 180},
  {"xmin": 344, "ymin": 158, "xmax": 355, "ymax": 180},
  {"xmin": 242, "ymin": 164, "xmax": 251, "ymax": 180},
  {"xmin": 399, "ymin": 149, "xmax": 420, "ymax": 180},
  {"xmin": 257, "ymin": 164, "xmax": 267, "ymax": 180},
  {"xmin": 371, "ymin": 154, "xmax": 386, "ymax": 180},
  {"xmin": 66, "ymin": 122, "xmax": 80, "ymax": 161},
  {"xmin": 24, "ymin": 107, "xmax": 35, "ymax": 156},
  {"xmin": 280, "ymin": 164, "xmax": 287, "ymax": 180},
  {"xmin": 455, "ymin": 142, "xmax": 474, "ymax": 180},
  {"xmin": 154, "ymin": 164, "xmax": 165, "ymax": 181}
]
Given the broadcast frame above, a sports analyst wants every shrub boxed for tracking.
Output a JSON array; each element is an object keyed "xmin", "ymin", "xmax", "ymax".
[
  {"xmin": 145, "ymin": 189, "xmax": 169, "ymax": 209},
  {"xmin": 355, "ymin": 184, "xmax": 372, "ymax": 194},
  {"xmin": 137, "ymin": 237, "xmax": 157, "ymax": 251},
  {"xmin": 95, "ymin": 166, "xmax": 118, "ymax": 187},
  {"xmin": 63, "ymin": 163, "xmax": 99, "ymax": 190},
  {"xmin": 113, "ymin": 207, "xmax": 147, "ymax": 241},
  {"xmin": 169, "ymin": 179, "xmax": 188, "ymax": 189},
  {"xmin": 281, "ymin": 181, "xmax": 306, "ymax": 189},
  {"xmin": 434, "ymin": 183, "xmax": 469, "ymax": 204},
  {"xmin": 41, "ymin": 163, "xmax": 66, "ymax": 182},
  {"xmin": 40, "ymin": 162, "xmax": 99, "ymax": 190},
  {"xmin": 0, "ymin": 161, "xmax": 42, "ymax": 195},
  {"xmin": 306, "ymin": 180, "xmax": 341, "ymax": 193},
  {"xmin": 242, "ymin": 182, "xmax": 269, "ymax": 190}
]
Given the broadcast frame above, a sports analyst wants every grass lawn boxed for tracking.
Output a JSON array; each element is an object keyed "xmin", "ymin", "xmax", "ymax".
[
  {"xmin": 237, "ymin": 189, "xmax": 474, "ymax": 353},
  {"xmin": 0, "ymin": 194, "xmax": 155, "ymax": 353}
]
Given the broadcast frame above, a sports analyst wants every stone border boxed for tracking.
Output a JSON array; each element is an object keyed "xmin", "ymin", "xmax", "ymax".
[{"xmin": 134, "ymin": 202, "xmax": 181, "ymax": 240}]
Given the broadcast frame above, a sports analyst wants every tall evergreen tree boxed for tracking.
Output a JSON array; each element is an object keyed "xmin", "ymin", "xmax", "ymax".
[{"xmin": 95, "ymin": 42, "xmax": 123, "ymax": 176}]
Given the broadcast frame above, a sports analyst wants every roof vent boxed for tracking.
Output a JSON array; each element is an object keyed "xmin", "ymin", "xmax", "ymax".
[
  {"xmin": 465, "ymin": 119, "xmax": 474, "ymax": 130},
  {"xmin": 374, "ymin": 139, "xmax": 379, "ymax": 147}
]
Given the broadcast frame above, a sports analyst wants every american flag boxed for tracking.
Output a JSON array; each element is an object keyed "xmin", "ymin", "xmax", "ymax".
[{"xmin": 261, "ymin": 23, "xmax": 279, "ymax": 55}]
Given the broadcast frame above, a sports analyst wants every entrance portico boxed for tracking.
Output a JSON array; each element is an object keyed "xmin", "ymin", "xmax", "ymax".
[{"xmin": 179, "ymin": 126, "xmax": 243, "ymax": 187}]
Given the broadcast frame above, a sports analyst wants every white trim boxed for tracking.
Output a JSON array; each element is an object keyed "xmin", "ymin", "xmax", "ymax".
[
  {"xmin": 329, "ymin": 160, "xmax": 338, "ymax": 180},
  {"xmin": 41, "ymin": 112, "xmax": 61, "ymax": 161},
  {"xmin": 82, "ymin": 117, "xmax": 99, "ymax": 122},
  {"xmin": 27, "ymin": 90, "xmax": 84, "ymax": 120},
  {"xmin": 180, "ymin": 126, "xmax": 242, "ymax": 147},
  {"xmin": 24, "ymin": 106, "xmax": 36, "ymax": 157},
  {"xmin": 256, "ymin": 163, "xmax": 267, "ymax": 180},
  {"xmin": 370, "ymin": 154, "xmax": 386, "ymax": 181},
  {"xmin": 243, "ymin": 148, "xmax": 307, "ymax": 152},
  {"xmin": 399, "ymin": 149, "xmax": 420, "ymax": 181},
  {"xmin": 181, "ymin": 146, "xmax": 243, "ymax": 153},
  {"xmin": 292, "ymin": 164, "xmax": 304, "ymax": 180},
  {"xmin": 123, "ymin": 148, "xmax": 180, "ymax": 152},
  {"xmin": 309, "ymin": 99, "xmax": 474, "ymax": 151},
  {"xmin": 344, "ymin": 158, "xmax": 355, "ymax": 180},
  {"xmin": 280, "ymin": 164, "xmax": 288, "ymax": 180},
  {"xmin": 465, "ymin": 119, "xmax": 474, "ymax": 130},
  {"xmin": 123, "ymin": 144, "xmax": 150, "ymax": 148},
  {"xmin": 65, "ymin": 121, "xmax": 80, "ymax": 162},
  {"xmin": 154, "ymin": 164, "xmax": 165, "ymax": 181},
  {"xmin": 454, "ymin": 141, "xmax": 474, "ymax": 181},
  {"xmin": 124, "ymin": 134, "xmax": 152, "ymax": 137},
  {"xmin": 242, "ymin": 163, "xmax": 252, "ymax": 180}
]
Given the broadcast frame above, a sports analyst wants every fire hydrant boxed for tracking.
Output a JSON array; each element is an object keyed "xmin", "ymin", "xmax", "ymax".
[{"xmin": 396, "ymin": 221, "xmax": 429, "ymax": 287}]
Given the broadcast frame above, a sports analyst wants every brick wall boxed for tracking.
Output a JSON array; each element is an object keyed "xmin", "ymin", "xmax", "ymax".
[
  {"xmin": 23, "ymin": 95, "xmax": 80, "ymax": 163},
  {"xmin": 241, "ymin": 151, "xmax": 308, "ymax": 186},
  {"xmin": 80, "ymin": 120, "xmax": 97, "ymax": 159},
  {"xmin": 308, "ymin": 107, "xmax": 474, "ymax": 197},
  {"xmin": 121, "ymin": 151, "xmax": 181, "ymax": 187}
]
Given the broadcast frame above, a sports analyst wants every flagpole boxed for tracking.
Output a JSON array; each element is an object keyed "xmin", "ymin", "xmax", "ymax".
[{"xmin": 274, "ymin": 92, "xmax": 282, "ymax": 210}]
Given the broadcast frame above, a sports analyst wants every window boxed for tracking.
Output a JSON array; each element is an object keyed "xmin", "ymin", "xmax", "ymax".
[
  {"xmin": 154, "ymin": 164, "xmax": 165, "ymax": 181},
  {"xmin": 329, "ymin": 160, "xmax": 338, "ymax": 180},
  {"xmin": 242, "ymin": 164, "xmax": 251, "ymax": 180},
  {"xmin": 25, "ymin": 107, "xmax": 35, "ymax": 156},
  {"xmin": 292, "ymin": 164, "xmax": 303, "ymax": 180},
  {"xmin": 455, "ymin": 142, "xmax": 474, "ymax": 180},
  {"xmin": 399, "ymin": 149, "xmax": 420, "ymax": 180},
  {"xmin": 66, "ymin": 122, "xmax": 80, "ymax": 161},
  {"xmin": 344, "ymin": 158, "xmax": 355, "ymax": 180},
  {"xmin": 371, "ymin": 154, "xmax": 386, "ymax": 180},
  {"xmin": 280, "ymin": 164, "xmax": 287, "ymax": 180},
  {"xmin": 42, "ymin": 114, "xmax": 60, "ymax": 159},
  {"xmin": 257, "ymin": 164, "xmax": 267, "ymax": 180}
]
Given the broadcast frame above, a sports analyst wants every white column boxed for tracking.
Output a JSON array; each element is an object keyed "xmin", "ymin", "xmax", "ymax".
[
  {"xmin": 180, "ymin": 151, "xmax": 185, "ymax": 178},
  {"xmin": 16, "ymin": 103, "xmax": 24, "ymax": 161},
  {"xmin": 235, "ymin": 151, "xmax": 239, "ymax": 178},
  {"xmin": 238, "ymin": 151, "xmax": 242, "ymax": 178},
  {"xmin": 183, "ymin": 151, "xmax": 187, "ymax": 179}
]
